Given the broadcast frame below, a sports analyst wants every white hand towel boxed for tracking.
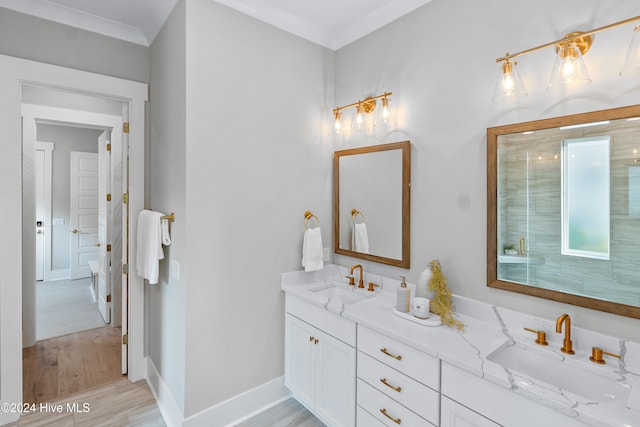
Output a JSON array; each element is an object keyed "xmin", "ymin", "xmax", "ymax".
[
  {"xmin": 161, "ymin": 218, "xmax": 171, "ymax": 246},
  {"xmin": 302, "ymin": 227, "xmax": 324, "ymax": 272},
  {"xmin": 352, "ymin": 223, "xmax": 370, "ymax": 254},
  {"xmin": 136, "ymin": 210, "xmax": 165, "ymax": 284}
]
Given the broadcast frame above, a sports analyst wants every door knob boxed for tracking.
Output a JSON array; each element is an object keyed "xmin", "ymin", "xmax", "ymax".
[
  {"xmin": 36, "ymin": 230, "xmax": 43, "ymax": 234},
  {"xmin": 95, "ymin": 243, "xmax": 102, "ymax": 247},
  {"xmin": 71, "ymin": 229, "xmax": 79, "ymax": 234}
]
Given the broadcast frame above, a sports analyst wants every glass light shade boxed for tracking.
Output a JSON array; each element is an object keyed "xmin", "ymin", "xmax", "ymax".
[
  {"xmin": 334, "ymin": 110, "xmax": 342, "ymax": 134},
  {"xmin": 351, "ymin": 104, "xmax": 366, "ymax": 131},
  {"xmin": 492, "ymin": 59, "xmax": 528, "ymax": 103},
  {"xmin": 621, "ymin": 25, "xmax": 640, "ymax": 77},
  {"xmin": 547, "ymin": 43, "xmax": 591, "ymax": 90},
  {"xmin": 374, "ymin": 97, "xmax": 393, "ymax": 127}
]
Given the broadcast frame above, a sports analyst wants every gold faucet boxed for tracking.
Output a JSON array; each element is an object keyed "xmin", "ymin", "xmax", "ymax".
[
  {"xmin": 349, "ymin": 264, "xmax": 364, "ymax": 288},
  {"xmin": 555, "ymin": 314, "xmax": 575, "ymax": 354}
]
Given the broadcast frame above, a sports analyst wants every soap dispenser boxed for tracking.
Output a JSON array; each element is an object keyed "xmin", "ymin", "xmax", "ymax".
[{"xmin": 397, "ymin": 276, "xmax": 410, "ymax": 313}]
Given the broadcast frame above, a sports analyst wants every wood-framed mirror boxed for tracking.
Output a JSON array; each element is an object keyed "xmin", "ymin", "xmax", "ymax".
[
  {"xmin": 334, "ymin": 141, "xmax": 411, "ymax": 268},
  {"xmin": 487, "ymin": 104, "xmax": 640, "ymax": 318}
]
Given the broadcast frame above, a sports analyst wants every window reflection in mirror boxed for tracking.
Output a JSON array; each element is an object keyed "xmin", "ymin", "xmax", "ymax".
[{"xmin": 488, "ymin": 105, "xmax": 640, "ymax": 318}]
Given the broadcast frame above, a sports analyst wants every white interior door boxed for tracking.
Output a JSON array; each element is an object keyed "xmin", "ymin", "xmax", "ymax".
[
  {"xmin": 69, "ymin": 151, "xmax": 99, "ymax": 280},
  {"xmin": 35, "ymin": 149, "xmax": 45, "ymax": 281},
  {"xmin": 98, "ymin": 131, "xmax": 111, "ymax": 323}
]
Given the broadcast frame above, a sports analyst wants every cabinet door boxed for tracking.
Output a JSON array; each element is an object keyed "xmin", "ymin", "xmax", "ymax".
[
  {"xmin": 441, "ymin": 397, "xmax": 501, "ymax": 427},
  {"xmin": 315, "ymin": 329, "xmax": 356, "ymax": 427},
  {"xmin": 285, "ymin": 314, "xmax": 317, "ymax": 409}
]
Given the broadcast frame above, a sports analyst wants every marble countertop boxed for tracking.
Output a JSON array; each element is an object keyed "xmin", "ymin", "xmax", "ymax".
[{"xmin": 282, "ymin": 264, "xmax": 640, "ymax": 427}]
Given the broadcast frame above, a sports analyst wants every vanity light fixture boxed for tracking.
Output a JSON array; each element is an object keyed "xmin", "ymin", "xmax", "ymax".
[
  {"xmin": 333, "ymin": 91, "xmax": 393, "ymax": 134},
  {"xmin": 493, "ymin": 15, "xmax": 640, "ymax": 101}
]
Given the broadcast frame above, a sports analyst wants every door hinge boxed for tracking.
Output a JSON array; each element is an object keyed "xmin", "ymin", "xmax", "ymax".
[
  {"xmin": 122, "ymin": 264, "xmax": 128, "ymax": 274},
  {"xmin": 122, "ymin": 334, "xmax": 128, "ymax": 345},
  {"xmin": 122, "ymin": 193, "xmax": 128, "ymax": 204},
  {"xmin": 106, "ymin": 143, "xmax": 111, "ymax": 152},
  {"xmin": 107, "ymin": 193, "xmax": 111, "ymax": 202},
  {"xmin": 123, "ymin": 122, "xmax": 129, "ymax": 133},
  {"xmin": 106, "ymin": 294, "xmax": 112, "ymax": 303},
  {"xmin": 106, "ymin": 244, "xmax": 112, "ymax": 252}
]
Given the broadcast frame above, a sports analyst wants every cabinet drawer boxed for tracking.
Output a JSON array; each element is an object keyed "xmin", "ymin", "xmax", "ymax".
[
  {"xmin": 286, "ymin": 294, "xmax": 356, "ymax": 346},
  {"xmin": 357, "ymin": 379, "xmax": 435, "ymax": 427},
  {"xmin": 358, "ymin": 352, "xmax": 439, "ymax": 425},
  {"xmin": 357, "ymin": 406, "xmax": 386, "ymax": 426},
  {"xmin": 357, "ymin": 325, "xmax": 439, "ymax": 390}
]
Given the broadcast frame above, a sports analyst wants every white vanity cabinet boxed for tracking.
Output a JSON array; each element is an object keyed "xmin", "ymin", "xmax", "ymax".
[
  {"xmin": 441, "ymin": 363, "xmax": 586, "ymax": 427},
  {"xmin": 440, "ymin": 396, "xmax": 500, "ymax": 427},
  {"xmin": 285, "ymin": 294, "xmax": 356, "ymax": 427},
  {"xmin": 356, "ymin": 325, "xmax": 440, "ymax": 426}
]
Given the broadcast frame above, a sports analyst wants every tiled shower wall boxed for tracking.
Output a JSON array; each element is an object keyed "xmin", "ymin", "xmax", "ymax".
[{"xmin": 498, "ymin": 120, "xmax": 640, "ymax": 307}]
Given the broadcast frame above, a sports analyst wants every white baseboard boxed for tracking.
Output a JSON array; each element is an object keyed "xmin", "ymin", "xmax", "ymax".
[
  {"xmin": 146, "ymin": 357, "xmax": 184, "ymax": 427},
  {"xmin": 183, "ymin": 376, "xmax": 291, "ymax": 427}
]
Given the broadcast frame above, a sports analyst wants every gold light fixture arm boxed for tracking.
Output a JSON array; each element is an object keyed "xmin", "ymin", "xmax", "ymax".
[
  {"xmin": 333, "ymin": 91, "xmax": 392, "ymax": 115},
  {"xmin": 496, "ymin": 15, "xmax": 640, "ymax": 63}
]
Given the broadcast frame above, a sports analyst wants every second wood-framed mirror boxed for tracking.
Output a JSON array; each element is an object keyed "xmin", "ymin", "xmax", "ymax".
[
  {"xmin": 488, "ymin": 104, "xmax": 640, "ymax": 318},
  {"xmin": 334, "ymin": 141, "xmax": 411, "ymax": 268}
]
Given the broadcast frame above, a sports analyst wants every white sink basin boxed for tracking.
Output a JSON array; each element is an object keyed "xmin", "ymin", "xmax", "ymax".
[
  {"xmin": 487, "ymin": 342, "xmax": 630, "ymax": 403},
  {"xmin": 311, "ymin": 285, "xmax": 372, "ymax": 305}
]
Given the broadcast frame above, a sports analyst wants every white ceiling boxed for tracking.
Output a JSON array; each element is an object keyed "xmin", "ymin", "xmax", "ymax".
[{"xmin": 0, "ymin": 0, "xmax": 432, "ymax": 49}]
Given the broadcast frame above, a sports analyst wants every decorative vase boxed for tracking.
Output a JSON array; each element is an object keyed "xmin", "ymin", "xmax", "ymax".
[{"xmin": 416, "ymin": 264, "xmax": 435, "ymax": 299}]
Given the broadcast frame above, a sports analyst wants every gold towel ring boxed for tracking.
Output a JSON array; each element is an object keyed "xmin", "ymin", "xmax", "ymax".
[
  {"xmin": 304, "ymin": 211, "xmax": 320, "ymax": 229},
  {"xmin": 351, "ymin": 209, "xmax": 365, "ymax": 224}
]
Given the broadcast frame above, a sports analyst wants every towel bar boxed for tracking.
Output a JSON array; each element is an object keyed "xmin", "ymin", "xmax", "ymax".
[{"xmin": 147, "ymin": 208, "xmax": 175, "ymax": 222}]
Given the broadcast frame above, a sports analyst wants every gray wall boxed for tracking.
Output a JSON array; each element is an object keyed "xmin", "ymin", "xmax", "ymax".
[
  {"xmin": 0, "ymin": 7, "xmax": 149, "ymax": 83},
  {"xmin": 37, "ymin": 124, "xmax": 100, "ymax": 271},
  {"xmin": 148, "ymin": 0, "xmax": 335, "ymax": 417},
  {"xmin": 334, "ymin": 0, "xmax": 640, "ymax": 343},
  {"xmin": 148, "ymin": 0, "xmax": 187, "ymax": 412}
]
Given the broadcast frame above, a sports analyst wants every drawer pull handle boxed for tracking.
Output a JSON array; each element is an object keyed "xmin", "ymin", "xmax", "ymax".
[
  {"xmin": 380, "ymin": 348, "xmax": 402, "ymax": 360},
  {"xmin": 309, "ymin": 336, "xmax": 314, "ymax": 342},
  {"xmin": 380, "ymin": 378, "xmax": 402, "ymax": 393},
  {"xmin": 380, "ymin": 408, "xmax": 401, "ymax": 424}
]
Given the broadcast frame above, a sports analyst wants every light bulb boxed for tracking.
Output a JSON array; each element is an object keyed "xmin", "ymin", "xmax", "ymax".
[
  {"xmin": 492, "ymin": 58, "xmax": 527, "ymax": 102},
  {"xmin": 381, "ymin": 100, "xmax": 390, "ymax": 120},
  {"xmin": 334, "ymin": 110, "xmax": 342, "ymax": 133},
  {"xmin": 547, "ymin": 42, "xmax": 591, "ymax": 90},
  {"xmin": 352, "ymin": 103, "xmax": 365, "ymax": 130}
]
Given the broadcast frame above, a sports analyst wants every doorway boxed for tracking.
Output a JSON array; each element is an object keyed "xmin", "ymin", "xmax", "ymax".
[
  {"xmin": 0, "ymin": 55, "xmax": 147, "ymax": 426},
  {"xmin": 33, "ymin": 123, "xmax": 114, "ymax": 341},
  {"xmin": 22, "ymin": 95, "xmax": 128, "ymax": 403}
]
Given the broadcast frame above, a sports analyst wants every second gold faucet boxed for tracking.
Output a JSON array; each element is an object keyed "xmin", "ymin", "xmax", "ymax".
[
  {"xmin": 349, "ymin": 264, "xmax": 364, "ymax": 288},
  {"xmin": 556, "ymin": 313, "xmax": 575, "ymax": 355}
]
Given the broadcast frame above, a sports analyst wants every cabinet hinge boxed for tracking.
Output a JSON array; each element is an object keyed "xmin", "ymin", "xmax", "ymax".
[
  {"xmin": 123, "ymin": 122, "xmax": 129, "ymax": 134},
  {"xmin": 106, "ymin": 143, "xmax": 111, "ymax": 152},
  {"xmin": 122, "ymin": 264, "xmax": 128, "ymax": 275},
  {"xmin": 122, "ymin": 193, "xmax": 128, "ymax": 204},
  {"xmin": 122, "ymin": 334, "xmax": 128, "ymax": 345},
  {"xmin": 106, "ymin": 294, "xmax": 112, "ymax": 303},
  {"xmin": 107, "ymin": 193, "xmax": 111, "ymax": 202}
]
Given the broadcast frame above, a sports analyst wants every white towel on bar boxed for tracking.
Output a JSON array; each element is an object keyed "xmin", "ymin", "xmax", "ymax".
[
  {"xmin": 136, "ymin": 210, "xmax": 171, "ymax": 284},
  {"xmin": 352, "ymin": 222, "xmax": 370, "ymax": 254},
  {"xmin": 302, "ymin": 227, "xmax": 324, "ymax": 272}
]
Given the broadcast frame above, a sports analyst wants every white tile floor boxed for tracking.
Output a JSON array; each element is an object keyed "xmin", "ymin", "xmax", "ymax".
[{"xmin": 36, "ymin": 278, "xmax": 106, "ymax": 340}]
